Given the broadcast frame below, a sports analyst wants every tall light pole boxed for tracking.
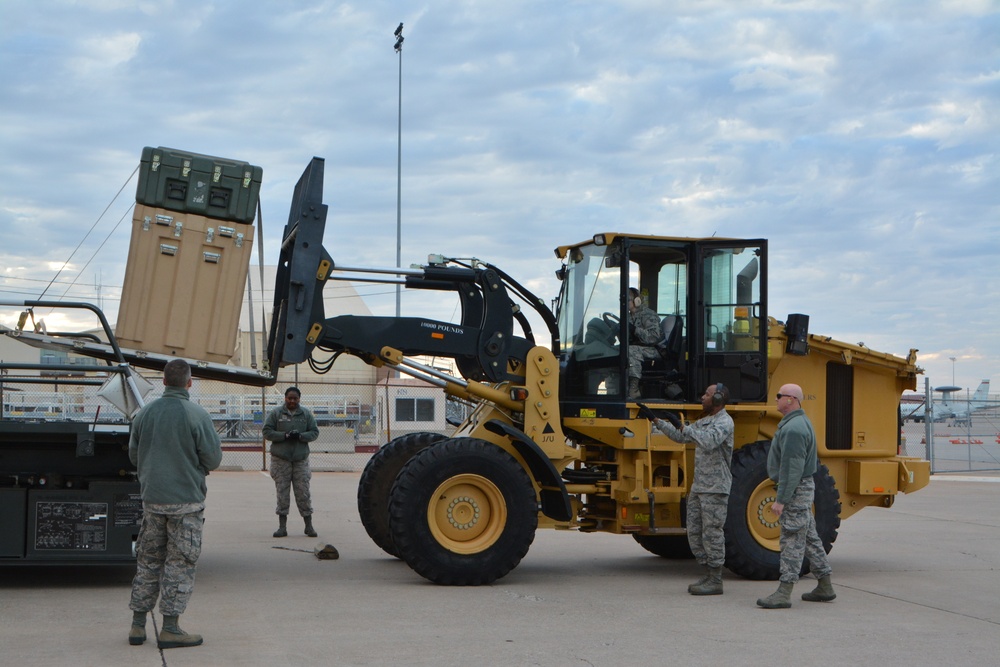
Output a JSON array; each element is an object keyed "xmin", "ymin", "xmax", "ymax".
[
  {"xmin": 393, "ymin": 22, "xmax": 404, "ymax": 319},
  {"xmin": 950, "ymin": 356, "xmax": 956, "ymax": 386}
]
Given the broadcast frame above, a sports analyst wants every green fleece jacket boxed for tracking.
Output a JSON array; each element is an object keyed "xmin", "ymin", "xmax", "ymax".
[
  {"xmin": 129, "ymin": 386, "xmax": 223, "ymax": 505},
  {"xmin": 263, "ymin": 405, "xmax": 319, "ymax": 462},
  {"xmin": 767, "ymin": 408, "xmax": 818, "ymax": 505}
]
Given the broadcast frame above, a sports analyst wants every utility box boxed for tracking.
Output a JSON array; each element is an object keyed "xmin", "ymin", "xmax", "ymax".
[
  {"xmin": 136, "ymin": 146, "xmax": 262, "ymax": 224},
  {"xmin": 116, "ymin": 204, "xmax": 256, "ymax": 363},
  {"xmin": 845, "ymin": 459, "xmax": 900, "ymax": 495}
]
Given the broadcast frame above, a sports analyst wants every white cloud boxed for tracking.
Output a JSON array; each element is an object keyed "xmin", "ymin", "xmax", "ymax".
[
  {"xmin": 730, "ymin": 67, "xmax": 793, "ymax": 92},
  {"xmin": 70, "ymin": 32, "xmax": 142, "ymax": 74},
  {"xmin": 903, "ymin": 99, "xmax": 995, "ymax": 148},
  {"xmin": 715, "ymin": 117, "xmax": 784, "ymax": 143}
]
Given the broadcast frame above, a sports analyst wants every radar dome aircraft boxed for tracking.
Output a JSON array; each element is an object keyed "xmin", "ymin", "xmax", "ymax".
[{"xmin": 902, "ymin": 380, "xmax": 990, "ymax": 424}]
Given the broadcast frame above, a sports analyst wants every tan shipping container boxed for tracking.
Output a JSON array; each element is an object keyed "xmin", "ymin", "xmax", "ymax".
[{"xmin": 116, "ymin": 204, "xmax": 255, "ymax": 363}]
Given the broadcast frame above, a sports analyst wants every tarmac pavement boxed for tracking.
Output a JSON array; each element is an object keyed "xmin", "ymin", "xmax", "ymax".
[{"xmin": 1, "ymin": 471, "xmax": 998, "ymax": 667}]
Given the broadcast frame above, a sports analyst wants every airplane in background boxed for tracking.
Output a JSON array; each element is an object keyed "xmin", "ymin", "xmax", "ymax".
[
  {"xmin": 951, "ymin": 379, "xmax": 993, "ymax": 426},
  {"xmin": 902, "ymin": 380, "xmax": 991, "ymax": 423}
]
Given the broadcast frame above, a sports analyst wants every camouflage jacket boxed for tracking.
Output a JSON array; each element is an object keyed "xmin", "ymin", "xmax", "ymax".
[
  {"xmin": 655, "ymin": 409, "xmax": 734, "ymax": 494},
  {"xmin": 629, "ymin": 305, "xmax": 661, "ymax": 346}
]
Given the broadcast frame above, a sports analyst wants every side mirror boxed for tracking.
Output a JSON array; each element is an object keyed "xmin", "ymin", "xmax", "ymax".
[{"xmin": 785, "ymin": 313, "xmax": 809, "ymax": 356}]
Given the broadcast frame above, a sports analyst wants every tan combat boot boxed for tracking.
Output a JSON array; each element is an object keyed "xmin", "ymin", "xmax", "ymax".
[
  {"xmin": 628, "ymin": 377, "xmax": 642, "ymax": 399},
  {"xmin": 689, "ymin": 567, "xmax": 723, "ymax": 596},
  {"xmin": 801, "ymin": 575, "xmax": 836, "ymax": 602},
  {"xmin": 687, "ymin": 565, "xmax": 710, "ymax": 593},
  {"xmin": 157, "ymin": 615, "xmax": 203, "ymax": 649},
  {"xmin": 128, "ymin": 611, "xmax": 147, "ymax": 646},
  {"xmin": 756, "ymin": 581, "xmax": 794, "ymax": 609}
]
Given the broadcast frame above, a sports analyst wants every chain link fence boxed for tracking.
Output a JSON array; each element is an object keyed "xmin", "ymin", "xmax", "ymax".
[
  {"xmin": 1, "ymin": 376, "xmax": 469, "ymax": 473},
  {"xmin": 900, "ymin": 401, "xmax": 1000, "ymax": 473},
  {"xmin": 4, "ymin": 371, "xmax": 997, "ymax": 474}
]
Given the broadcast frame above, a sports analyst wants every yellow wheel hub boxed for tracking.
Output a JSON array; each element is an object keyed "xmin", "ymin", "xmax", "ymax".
[
  {"xmin": 745, "ymin": 478, "xmax": 780, "ymax": 551},
  {"xmin": 428, "ymin": 474, "xmax": 506, "ymax": 554}
]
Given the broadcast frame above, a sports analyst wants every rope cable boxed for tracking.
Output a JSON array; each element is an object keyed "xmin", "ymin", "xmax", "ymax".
[{"xmin": 40, "ymin": 163, "xmax": 139, "ymax": 303}]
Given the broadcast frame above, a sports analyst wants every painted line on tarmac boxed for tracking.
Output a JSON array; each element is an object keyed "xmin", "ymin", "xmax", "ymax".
[
  {"xmin": 839, "ymin": 583, "xmax": 1000, "ymax": 627},
  {"xmin": 931, "ymin": 475, "xmax": 1000, "ymax": 483}
]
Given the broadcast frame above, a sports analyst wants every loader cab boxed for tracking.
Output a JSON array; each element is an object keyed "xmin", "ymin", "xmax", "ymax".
[{"xmin": 555, "ymin": 234, "xmax": 768, "ymax": 415}]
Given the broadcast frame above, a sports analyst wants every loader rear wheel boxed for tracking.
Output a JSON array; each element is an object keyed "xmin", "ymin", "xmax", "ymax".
[
  {"xmin": 389, "ymin": 437, "xmax": 538, "ymax": 585},
  {"xmin": 725, "ymin": 440, "xmax": 840, "ymax": 580},
  {"xmin": 633, "ymin": 534, "xmax": 694, "ymax": 559},
  {"xmin": 358, "ymin": 432, "xmax": 446, "ymax": 558}
]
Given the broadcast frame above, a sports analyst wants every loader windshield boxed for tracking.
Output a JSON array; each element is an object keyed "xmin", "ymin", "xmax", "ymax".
[{"xmin": 557, "ymin": 242, "xmax": 624, "ymax": 397}]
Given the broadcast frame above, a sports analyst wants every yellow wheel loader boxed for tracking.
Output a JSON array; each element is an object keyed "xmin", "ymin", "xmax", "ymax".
[{"xmin": 268, "ymin": 158, "xmax": 930, "ymax": 584}]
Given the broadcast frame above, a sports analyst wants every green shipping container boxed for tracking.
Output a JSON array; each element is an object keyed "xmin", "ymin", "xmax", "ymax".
[{"xmin": 136, "ymin": 146, "xmax": 262, "ymax": 224}]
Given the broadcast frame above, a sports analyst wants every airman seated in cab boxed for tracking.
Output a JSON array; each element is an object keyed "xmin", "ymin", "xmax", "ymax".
[{"xmin": 626, "ymin": 287, "xmax": 661, "ymax": 399}]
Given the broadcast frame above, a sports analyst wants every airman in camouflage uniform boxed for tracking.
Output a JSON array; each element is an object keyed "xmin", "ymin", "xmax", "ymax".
[
  {"xmin": 128, "ymin": 359, "xmax": 222, "ymax": 649},
  {"xmin": 757, "ymin": 383, "xmax": 836, "ymax": 609},
  {"xmin": 651, "ymin": 383, "xmax": 734, "ymax": 595},
  {"xmin": 626, "ymin": 288, "xmax": 662, "ymax": 399},
  {"xmin": 263, "ymin": 386, "xmax": 320, "ymax": 538}
]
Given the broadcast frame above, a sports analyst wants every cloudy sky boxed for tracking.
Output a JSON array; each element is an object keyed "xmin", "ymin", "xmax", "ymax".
[{"xmin": 1, "ymin": 0, "xmax": 998, "ymax": 394}]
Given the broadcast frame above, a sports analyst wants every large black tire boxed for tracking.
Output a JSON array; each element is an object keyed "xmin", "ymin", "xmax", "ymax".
[
  {"xmin": 358, "ymin": 432, "xmax": 447, "ymax": 558},
  {"xmin": 633, "ymin": 534, "xmax": 694, "ymax": 559},
  {"xmin": 388, "ymin": 437, "xmax": 538, "ymax": 585},
  {"xmin": 724, "ymin": 440, "xmax": 841, "ymax": 580}
]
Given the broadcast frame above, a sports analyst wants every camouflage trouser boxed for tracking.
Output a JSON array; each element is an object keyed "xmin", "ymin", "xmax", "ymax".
[
  {"xmin": 628, "ymin": 345, "xmax": 660, "ymax": 379},
  {"xmin": 270, "ymin": 456, "xmax": 313, "ymax": 517},
  {"xmin": 129, "ymin": 510, "xmax": 204, "ymax": 616},
  {"xmin": 778, "ymin": 476, "xmax": 832, "ymax": 583},
  {"xmin": 687, "ymin": 492, "xmax": 728, "ymax": 569}
]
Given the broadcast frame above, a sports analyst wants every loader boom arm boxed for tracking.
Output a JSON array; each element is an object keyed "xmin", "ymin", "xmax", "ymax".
[{"xmin": 266, "ymin": 157, "xmax": 559, "ymax": 382}]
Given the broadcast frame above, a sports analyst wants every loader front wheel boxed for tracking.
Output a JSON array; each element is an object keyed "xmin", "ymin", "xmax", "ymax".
[
  {"xmin": 358, "ymin": 432, "xmax": 447, "ymax": 558},
  {"xmin": 389, "ymin": 437, "xmax": 538, "ymax": 585},
  {"xmin": 725, "ymin": 440, "xmax": 840, "ymax": 580}
]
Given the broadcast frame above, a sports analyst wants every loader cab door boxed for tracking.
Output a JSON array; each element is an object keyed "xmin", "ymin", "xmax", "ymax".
[
  {"xmin": 689, "ymin": 240, "xmax": 768, "ymax": 403},
  {"xmin": 556, "ymin": 236, "xmax": 692, "ymax": 408}
]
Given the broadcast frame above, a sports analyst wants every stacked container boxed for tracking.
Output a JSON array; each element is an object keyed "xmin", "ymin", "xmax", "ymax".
[{"xmin": 116, "ymin": 147, "xmax": 262, "ymax": 363}]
